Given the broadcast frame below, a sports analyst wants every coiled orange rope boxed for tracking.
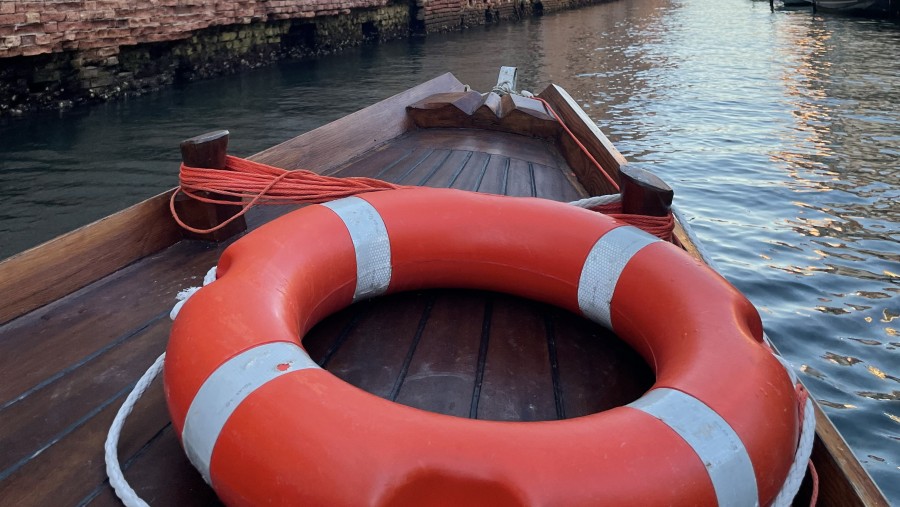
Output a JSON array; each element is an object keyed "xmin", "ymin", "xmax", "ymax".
[
  {"xmin": 171, "ymin": 96, "xmax": 675, "ymax": 240},
  {"xmin": 171, "ymin": 155, "xmax": 675, "ymax": 241},
  {"xmin": 170, "ymin": 156, "xmax": 408, "ymax": 234},
  {"xmin": 587, "ymin": 201, "xmax": 675, "ymax": 243}
]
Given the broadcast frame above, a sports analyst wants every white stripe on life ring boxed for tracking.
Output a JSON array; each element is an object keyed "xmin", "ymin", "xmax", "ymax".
[
  {"xmin": 577, "ymin": 226, "xmax": 658, "ymax": 330},
  {"xmin": 181, "ymin": 341, "xmax": 319, "ymax": 485},
  {"xmin": 628, "ymin": 388, "xmax": 759, "ymax": 507},
  {"xmin": 322, "ymin": 197, "xmax": 392, "ymax": 302}
]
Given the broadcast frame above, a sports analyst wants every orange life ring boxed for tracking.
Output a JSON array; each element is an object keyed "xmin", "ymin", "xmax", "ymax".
[{"xmin": 165, "ymin": 187, "xmax": 799, "ymax": 506}]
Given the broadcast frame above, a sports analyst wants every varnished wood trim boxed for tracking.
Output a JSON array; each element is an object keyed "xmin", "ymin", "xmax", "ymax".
[
  {"xmin": 537, "ymin": 84, "xmax": 628, "ymax": 196},
  {"xmin": 252, "ymin": 73, "xmax": 466, "ymax": 173},
  {"xmin": 407, "ymin": 91, "xmax": 562, "ymax": 140},
  {"xmin": 0, "ymin": 191, "xmax": 182, "ymax": 325}
]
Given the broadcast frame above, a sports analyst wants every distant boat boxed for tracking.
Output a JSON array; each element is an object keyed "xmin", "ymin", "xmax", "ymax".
[
  {"xmin": 813, "ymin": 0, "xmax": 894, "ymax": 15},
  {"xmin": 781, "ymin": 0, "xmax": 814, "ymax": 8}
]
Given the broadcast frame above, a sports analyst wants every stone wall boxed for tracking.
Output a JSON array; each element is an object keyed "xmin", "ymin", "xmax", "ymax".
[
  {"xmin": 0, "ymin": 0, "xmax": 612, "ymax": 115},
  {"xmin": 0, "ymin": 1, "xmax": 409, "ymax": 114},
  {"xmin": 0, "ymin": 0, "xmax": 398, "ymax": 59},
  {"xmin": 418, "ymin": 0, "xmax": 544, "ymax": 32}
]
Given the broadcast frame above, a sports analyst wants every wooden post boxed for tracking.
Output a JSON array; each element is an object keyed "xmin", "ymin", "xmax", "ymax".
[
  {"xmin": 174, "ymin": 130, "xmax": 248, "ymax": 241},
  {"xmin": 619, "ymin": 165, "xmax": 674, "ymax": 217}
]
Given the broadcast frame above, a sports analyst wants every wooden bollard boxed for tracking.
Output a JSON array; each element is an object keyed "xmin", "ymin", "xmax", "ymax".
[
  {"xmin": 619, "ymin": 165, "xmax": 674, "ymax": 217},
  {"xmin": 173, "ymin": 130, "xmax": 248, "ymax": 241}
]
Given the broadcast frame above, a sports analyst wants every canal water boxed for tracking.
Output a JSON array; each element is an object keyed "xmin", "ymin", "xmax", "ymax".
[{"xmin": 1, "ymin": 0, "xmax": 898, "ymax": 498}]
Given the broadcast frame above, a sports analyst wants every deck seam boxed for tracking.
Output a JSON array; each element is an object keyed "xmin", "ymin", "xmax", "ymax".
[
  {"xmin": 473, "ymin": 155, "xmax": 491, "ymax": 192},
  {"xmin": 0, "ymin": 382, "xmax": 136, "ymax": 482},
  {"xmin": 501, "ymin": 157, "xmax": 510, "ymax": 195},
  {"xmin": 317, "ymin": 305, "xmax": 369, "ymax": 368},
  {"xmin": 528, "ymin": 162, "xmax": 537, "ymax": 197},
  {"xmin": 393, "ymin": 149, "xmax": 436, "ymax": 183},
  {"xmin": 446, "ymin": 151, "xmax": 474, "ymax": 188},
  {"xmin": 0, "ymin": 309, "xmax": 169, "ymax": 411},
  {"xmin": 416, "ymin": 150, "xmax": 454, "ymax": 186},
  {"xmin": 75, "ymin": 422, "xmax": 173, "ymax": 507},
  {"xmin": 388, "ymin": 293, "xmax": 436, "ymax": 402},
  {"xmin": 371, "ymin": 148, "xmax": 415, "ymax": 179},
  {"xmin": 545, "ymin": 310, "xmax": 565, "ymax": 420},
  {"xmin": 469, "ymin": 297, "xmax": 493, "ymax": 419}
]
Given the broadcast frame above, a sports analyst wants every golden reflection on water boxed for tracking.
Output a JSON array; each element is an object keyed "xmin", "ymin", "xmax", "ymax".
[
  {"xmin": 824, "ymin": 352, "xmax": 863, "ymax": 366},
  {"xmin": 820, "ymin": 400, "xmax": 858, "ymax": 410}
]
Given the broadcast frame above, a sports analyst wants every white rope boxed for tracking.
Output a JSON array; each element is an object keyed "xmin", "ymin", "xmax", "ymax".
[
  {"xmin": 490, "ymin": 85, "xmax": 534, "ymax": 98},
  {"xmin": 568, "ymin": 193, "xmax": 621, "ymax": 209},
  {"xmin": 106, "ymin": 265, "xmax": 217, "ymax": 506},
  {"xmin": 773, "ymin": 395, "xmax": 817, "ymax": 507},
  {"xmin": 169, "ymin": 266, "xmax": 217, "ymax": 320},
  {"xmin": 104, "ymin": 353, "xmax": 164, "ymax": 507}
]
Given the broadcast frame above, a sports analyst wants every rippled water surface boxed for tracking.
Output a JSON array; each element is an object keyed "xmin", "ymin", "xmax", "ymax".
[{"xmin": 1, "ymin": 0, "xmax": 898, "ymax": 498}]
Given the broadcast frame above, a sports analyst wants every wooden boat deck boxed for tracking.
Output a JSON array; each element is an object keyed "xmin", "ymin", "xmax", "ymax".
[
  {"xmin": 0, "ymin": 71, "xmax": 888, "ymax": 506},
  {"xmin": 0, "ymin": 127, "xmax": 653, "ymax": 506}
]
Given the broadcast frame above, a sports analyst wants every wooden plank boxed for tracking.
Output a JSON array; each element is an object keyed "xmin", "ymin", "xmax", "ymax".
[
  {"xmin": 0, "ymin": 319, "xmax": 169, "ymax": 473},
  {"xmin": 418, "ymin": 150, "xmax": 474, "ymax": 188},
  {"xmin": 505, "ymin": 158, "xmax": 536, "ymax": 197},
  {"xmin": 324, "ymin": 144, "xmax": 413, "ymax": 178},
  {"xmin": 395, "ymin": 149, "xmax": 454, "ymax": 186},
  {"xmin": 475, "ymin": 155, "xmax": 509, "ymax": 195},
  {"xmin": 0, "ymin": 191, "xmax": 182, "ymax": 325},
  {"xmin": 322, "ymin": 292, "xmax": 431, "ymax": 399},
  {"xmin": 556, "ymin": 133, "xmax": 620, "ymax": 197},
  {"xmin": 552, "ymin": 309, "xmax": 653, "ymax": 419},
  {"xmin": 84, "ymin": 426, "xmax": 219, "ymax": 507},
  {"xmin": 477, "ymin": 294, "xmax": 556, "ymax": 421},
  {"xmin": 449, "ymin": 151, "xmax": 491, "ymax": 192},
  {"xmin": 409, "ymin": 90, "xmax": 561, "ymax": 140},
  {"xmin": 393, "ymin": 291, "xmax": 486, "ymax": 418},
  {"xmin": 0, "ymin": 378, "xmax": 169, "ymax": 506},
  {"xmin": 394, "ymin": 129, "xmax": 566, "ymax": 171},
  {"xmin": 407, "ymin": 91, "xmax": 485, "ymax": 116},
  {"xmin": 406, "ymin": 91, "xmax": 486, "ymax": 128},
  {"xmin": 251, "ymin": 73, "xmax": 465, "ymax": 173},
  {"xmin": 496, "ymin": 94, "xmax": 561, "ymax": 138},
  {"xmin": 0, "ymin": 241, "xmax": 218, "ymax": 405},
  {"xmin": 538, "ymin": 83, "xmax": 627, "ymax": 196},
  {"xmin": 533, "ymin": 161, "xmax": 586, "ymax": 201}
]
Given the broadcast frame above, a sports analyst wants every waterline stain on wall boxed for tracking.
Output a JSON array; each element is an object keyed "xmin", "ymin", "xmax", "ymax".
[{"xmin": 0, "ymin": 0, "xmax": 610, "ymax": 115}]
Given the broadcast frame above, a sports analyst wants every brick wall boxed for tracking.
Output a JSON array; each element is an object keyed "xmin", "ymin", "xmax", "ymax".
[
  {"xmin": 418, "ymin": 0, "xmax": 550, "ymax": 32},
  {"xmin": 0, "ymin": 0, "xmax": 392, "ymax": 59},
  {"xmin": 0, "ymin": 0, "xmax": 613, "ymax": 114}
]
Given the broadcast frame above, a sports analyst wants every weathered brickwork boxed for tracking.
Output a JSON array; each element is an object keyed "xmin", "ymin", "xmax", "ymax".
[
  {"xmin": 418, "ymin": 0, "xmax": 541, "ymax": 32},
  {"xmin": 0, "ymin": 0, "xmax": 396, "ymax": 59},
  {"xmin": 416, "ymin": 0, "xmax": 607, "ymax": 32},
  {"xmin": 0, "ymin": 1, "xmax": 408, "ymax": 113},
  {"xmin": 0, "ymin": 0, "xmax": 613, "ymax": 114}
]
